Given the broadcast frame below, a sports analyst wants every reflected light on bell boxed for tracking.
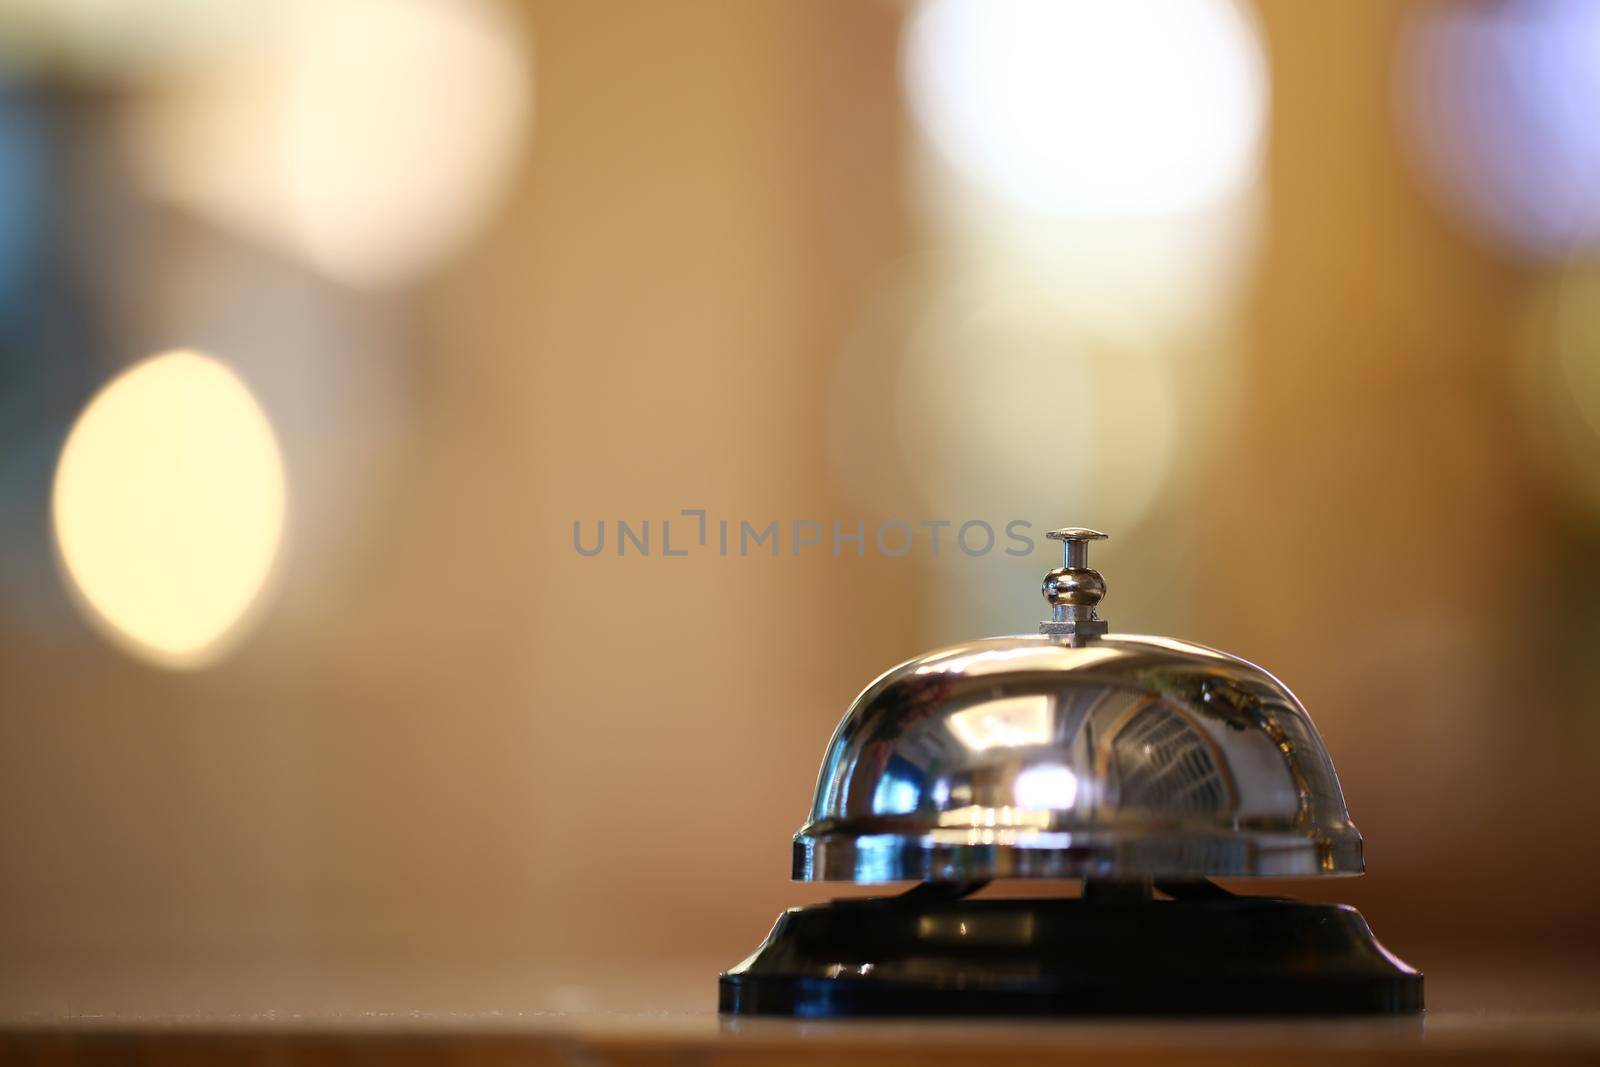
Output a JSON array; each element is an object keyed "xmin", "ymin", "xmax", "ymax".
[
  {"xmin": 947, "ymin": 696, "xmax": 1052, "ymax": 752},
  {"xmin": 52, "ymin": 351, "xmax": 287, "ymax": 668},
  {"xmin": 1014, "ymin": 764, "xmax": 1079, "ymax": 811},
  {"xmin": 124, "ymin": 0, "xmax": 531, "ymax": 289},
  {"xmin": 872, "ymin": 773, "xmax": 921, "ymax": 817},
  {"xmin": 936, "ymin": 805, "xmax": 1052, "ymax": 830},
  {"xmin": 901, "ymin": 0, "xmax": 1266, "ymax": 215},
  {"xmin": 1402, "ymin": 0, "xmax": 1600, "ymax": 258}
]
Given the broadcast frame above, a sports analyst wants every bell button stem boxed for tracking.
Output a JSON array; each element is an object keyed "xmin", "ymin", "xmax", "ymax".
[{"xmin": 1040, "ymin": 528, "xmax": 1109, "ymax": 643}]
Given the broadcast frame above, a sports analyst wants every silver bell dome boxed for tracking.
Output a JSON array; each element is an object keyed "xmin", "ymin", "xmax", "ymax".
[{"xmin": 793, "ymin": 529, "xmax": 1362, "ymax": 884}]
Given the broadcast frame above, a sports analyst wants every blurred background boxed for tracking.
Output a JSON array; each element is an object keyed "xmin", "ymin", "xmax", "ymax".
[{"xmin": 0, "ymin": 0, "xmax": 1598, "ymax": 1018}]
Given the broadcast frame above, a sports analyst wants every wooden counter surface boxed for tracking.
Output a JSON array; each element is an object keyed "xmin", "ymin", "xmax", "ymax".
[
  {"xmin": 5, "ymin": 1012, "xmax": 1600, "ymax": 1067},
  {"xmin": 3, "ymin": 944, "xmax": 1596, "ymax": 1065}
]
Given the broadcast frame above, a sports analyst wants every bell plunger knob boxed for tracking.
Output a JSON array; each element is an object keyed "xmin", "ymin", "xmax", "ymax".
[{"xmin": 1041, "ymin": 527, "xmax": 1109, "ymax": 643}]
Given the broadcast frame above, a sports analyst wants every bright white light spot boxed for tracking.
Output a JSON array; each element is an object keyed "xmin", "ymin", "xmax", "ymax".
[
  {"xmin": 52, "ymin": 351, "xmax": 287, "ymax": 668},
  {"xmin": 284, "ymin": 0, "xmax": 530, "ymax": 287},
  {"xmin": 1014, "ymin": 764, "xmax": 1079, "ymax": 810},
  {"xmin": 124, "ymin": 0, "xmax": 531, "ymax": 289},
  {"xmin": 901, "ymin": 0, "xmax": 1267, "ymax": 215}
]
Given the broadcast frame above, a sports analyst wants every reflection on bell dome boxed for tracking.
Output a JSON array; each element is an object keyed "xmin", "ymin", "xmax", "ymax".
[
  {"xmin": 796, "ymin": 635, "xmax": 1356, "ymax": 882},
  {"xmin": 870, "ymin": 755, "xmax": 925, "ymax": 817},
  {"xmin": 1103, "ymin": 700, "xmax": 1234, "ymax": 815},
  {"xmin": 1014, "ymin": 764, "xmax": 1079, "ymax": 811},
  {"xmin": 946, "ymin": 695, "xmax": 1051, "ymax": 751}
]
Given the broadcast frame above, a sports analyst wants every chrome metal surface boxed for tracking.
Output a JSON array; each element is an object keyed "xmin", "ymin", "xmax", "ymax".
[
  {"xmin": 794, "ymin": 634, "xmax": 1362, "ymax": 882},
  {"xmin": 794, "ymin": 527, "xmax": 1363, "ymax": 882},
  {"xmin": 1039, "ymin": 528, "xmax": 1109, "ymax": 642}
]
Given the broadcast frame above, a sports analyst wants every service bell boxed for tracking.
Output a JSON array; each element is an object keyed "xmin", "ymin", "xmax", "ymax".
[{"xmin": 720, "ymin": 528, "xmax": 1422, "ymax": 1017}]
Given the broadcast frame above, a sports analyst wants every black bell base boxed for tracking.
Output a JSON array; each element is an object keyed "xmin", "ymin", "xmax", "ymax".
[{"xmin": 720, "ymin": 893, "xmax": 1423, "ymax": 1017}]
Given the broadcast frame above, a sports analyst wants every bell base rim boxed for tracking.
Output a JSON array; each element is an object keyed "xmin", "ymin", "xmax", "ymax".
[{"xmin": 719, "ymin": 894, "xmax": 1422, "ymax": 1018}]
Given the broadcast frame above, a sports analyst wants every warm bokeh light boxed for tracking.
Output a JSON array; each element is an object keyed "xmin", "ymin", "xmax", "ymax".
[
  {"xmin": 826, "ymin": 268, "xmax": 1195, "ymax": 639},
  {"xmin": 894, "ymin": 289, "xmax": 1179, "ymax": 534},
  {"xmin": 282, "ymin": 0, "xmax": 530, "ymax": 287},
  {"xmin": 1517, "ymin": 267, "xmax": 1600, "ymax": 519},
  {"xmin": 901, "ymin": 0, "xmax": 1266, "ymax": 216},
  {"xmin": 52, "ymin": 350, "xmax": 287, "ymax": 668},
  {"xmin": 1402, "ymin": 0, "xmax": 1600, "ymax": 259},
  {"xmin": 880, "ymin": 2, "xmax": 1262, "ymax": 646},
  {"xmin": 123, "ymin": 0, "xmax": 531, "ymax": 288}
]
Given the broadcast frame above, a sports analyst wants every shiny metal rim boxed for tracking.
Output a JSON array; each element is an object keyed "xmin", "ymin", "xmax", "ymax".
[{"xmin": 793, "ymin": 826, "xmax": 1364, "ymax": 883}]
